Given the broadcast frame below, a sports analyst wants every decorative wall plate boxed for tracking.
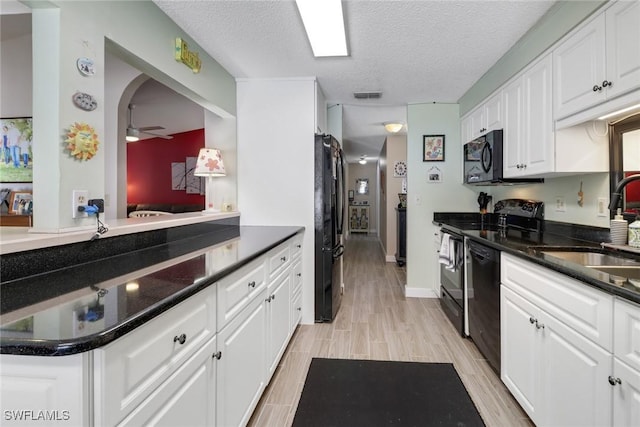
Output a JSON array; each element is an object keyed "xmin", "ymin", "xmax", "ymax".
[
  {"xmin": 65, "ymin": 122, "xmax": 100, "ymax": 160},
  {"xmin": 393, "ymin": 160, "xmax": 407, "ymax": 177},
  {"xmin": 72, "ymin": 92, "xmax": 98, "ymax": 111},
  {"xmin": 76, "ymin": 57, "xmax": 95, "ymax": 76}
]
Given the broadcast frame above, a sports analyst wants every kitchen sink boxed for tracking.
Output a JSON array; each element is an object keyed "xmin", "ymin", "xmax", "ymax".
[
  {"xmin": 539, "ymin": 250, "xmax": 640, "ymax": 267},
  {"xmin": 587, "ymin": 266, "xmax": 640, "ymax": 280}
]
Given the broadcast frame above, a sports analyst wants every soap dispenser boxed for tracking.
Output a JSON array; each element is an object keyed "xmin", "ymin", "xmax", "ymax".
[
  {"xmin": 629, "ymin": 215, "xmax": 640, "ymax": 248},
  {"xmin": 610, "ymin": 209, "xmax": 628, "ymax": 245}
]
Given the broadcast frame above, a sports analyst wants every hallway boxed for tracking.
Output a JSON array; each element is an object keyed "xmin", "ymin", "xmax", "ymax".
[{"xmin": 249, "ymin": 234, "xmax": 532, "ymax": 426}]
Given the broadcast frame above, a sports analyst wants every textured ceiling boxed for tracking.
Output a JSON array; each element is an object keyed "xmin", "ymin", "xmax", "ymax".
[{"xmin": 155, "ymin": 0, "xmax": 555, "ymax": 162}]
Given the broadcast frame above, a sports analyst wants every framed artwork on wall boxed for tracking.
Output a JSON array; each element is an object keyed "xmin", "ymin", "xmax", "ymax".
[
  {"xmin": 423, "ymin": 135, "xmax": 445, "ymax": 162},
  {"xmin": 9, "ymin": 190, "xmax": 32, "ymax": 213},
  {"xmin": 0, "ymin": 117, "xmax": 33, "ymax": 183}
]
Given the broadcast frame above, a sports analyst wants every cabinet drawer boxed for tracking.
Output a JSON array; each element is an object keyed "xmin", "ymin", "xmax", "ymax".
[
  {"xmin": 614, "ymin": 298, "xmax": 640, "ymax": 372},
  {"xmin": 94, "ymin": 286, "xmax": 216, "ymax": 427},
  {"xmin": 269, "ymin": 243, "xmax": 291, "ymax": 280},
  {"xmin": 217, "ymin": 257, "xmax": 267, "ymax": 330},
  {"xmin": 501, "ymin": 253, "xmax": 613, "ymax": 350}
]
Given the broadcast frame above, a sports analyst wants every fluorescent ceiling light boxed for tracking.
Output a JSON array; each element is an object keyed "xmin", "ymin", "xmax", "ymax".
[
  {"xmin": 598, "ymin": 103, "xmax": 640, "ymax": 120},
  {"xmin": 296, "ymin": 0, "xmax": 348, "ymax": 57}
]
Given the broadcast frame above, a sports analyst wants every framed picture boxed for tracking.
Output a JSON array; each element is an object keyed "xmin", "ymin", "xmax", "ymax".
[
  {"xmin": 9, "ymin": 190, "xmax": 32, "ymax": 214},
  {"xmin": 0, "ymin": 118, "xmax": 33, "ymax": 183},
  {"xmin": 427, "ymin": 166, "xmax": 443, "ymax": 183},
  {"xmin": 423, "ymin": 134, "xmax": 445, "ymax": 162}
]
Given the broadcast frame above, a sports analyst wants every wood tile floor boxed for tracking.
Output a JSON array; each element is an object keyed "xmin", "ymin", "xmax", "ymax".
[{"xmin": 248, "ymin": 234, "xmax": 533, "ymax": 427}]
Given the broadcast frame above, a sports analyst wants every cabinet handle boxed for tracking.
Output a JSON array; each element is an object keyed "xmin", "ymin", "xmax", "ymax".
[
  {"xmin": 296, "ymin": 273, "xmax": 302, "ymax": 277},
  {"xmin": 535, "ymin": 321, "xmax": 545, "ymax": 330},
  {"xmin": 602, "ymin": 80, "xmax": 613, "ymax": 88},
  {"xmin": 529, "ymin": 317, "xmax": 536, "ymax": 324},
  {"xmin": 608, "ymin": 376, "xmax": 622, "ymax": 386},
  {"xmin": 213, "ymin": 351, "xmax": 222, "ymax": 360},
  {"xmin": 265, "ymin": 295, "xmax": 272, "ymax": 303},
  {"xmin": 296, "ymin": 244, "xmax": 302, "ymax": 248},
  {"xmin": 173, "ymin": 333, "xmax": 187, "ymax": 345},
  {"xmin": 271, "ymin": 294, "xmax": 275, "ymax": 301},
  {"xmin": 281, "ymin": 256, "xmax": 287, "ymax": 262},
  {"xmin": 592, "ymin": 84, "xmax": 602, "ymax": 92},
  {"xmin": 248, "ymin": 281, "xmax": 256, "ymax": 288},
  {"xmin": 297, "ymin": 307, "xmax": 302, "ymax": 311}
]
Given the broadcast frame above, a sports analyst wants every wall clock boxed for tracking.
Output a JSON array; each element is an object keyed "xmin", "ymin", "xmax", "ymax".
[{"xmin": 393, "ymin": 161, "xmax": 407, "ymax": 177}]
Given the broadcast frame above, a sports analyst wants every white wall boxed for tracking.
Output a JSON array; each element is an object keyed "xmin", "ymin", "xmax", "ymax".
[
  {"xmin": 236, "ymin": 78, "xmax": 316, "ymax": 324},
  {"xmin": 406, "ymin": 103, "xmax": 477, "ymax": 297},
  {"xmin": 29, "ymin": 1, "xmax": 236, "ymax": 232}
]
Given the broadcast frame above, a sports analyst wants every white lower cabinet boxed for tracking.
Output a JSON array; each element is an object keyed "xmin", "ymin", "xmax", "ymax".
[
  {"xmin": 501, "ymin": 253, "xmax": 619, "ymax": 427},
  {"xmin": 613, "ymin": 298, "xmax": 640, "ymax": 426},
  {"xmin": 216, "ymin": 293, "xmax": 267, "ymax": 427},
  {"xmin": 118, "ymin": 336, "xmax": 217, "ymax": 427},
  {"xmin": 266, "ymin": 270, "xmax": 291, "ymax": 378},
  {"xmin": 0, "ymin": 233, "xmax": 304, "ymax": 427}
]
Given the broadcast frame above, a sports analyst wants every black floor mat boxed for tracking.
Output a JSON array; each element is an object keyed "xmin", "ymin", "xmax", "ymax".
[{"xmin": 292, "ymin": 358, "xmax": 485, "ymax": 427}]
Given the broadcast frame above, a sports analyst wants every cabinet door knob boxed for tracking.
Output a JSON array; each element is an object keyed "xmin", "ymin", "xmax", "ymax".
[
  {"xmin": 173, "ymin": 333, "xmax": 187, "ymax": 345},
  {"xmin": 271, "ymin": 294, "xmax": 275, "ymax": 301},
  {"xmin": 602, "ymin": 80, "xmax": 613, "ymax": 88},
  {"xmin": 281, "ymin": 256, "xmax": 287, "ymax": 262},
  {"xmin": 592, "ymin": 84, "xmax": 602, "ymax": 92},
  {"xmin": 265, "ymin": 295, "xmax": 272, "ymax": 303},
  {"xmin": 213, "ymin": 351, "xmax": 222, "ymax": 360},
  {"xmin": 296, "ymin": 273, "xmax": 302, "ymax": 277},
  {"xmin": 608, "ymin": 376, "xmax": 622, "ymax": 386},
  {"xmin": 248, "ymin": 281, "xmax": 256, "ymax": 288},
  {"xmin": 297, "ymin": 307, "xmax": 302, "ymax": 311},
  {"xmin": 535, "ymin": 321, "xmax": 545, "ymax": 330},
  {"xmin": 529, "ymin": 317, "xmax": 536, "ymax": 324},
  {"xmin": 296, "ymin": 244, "xmax": 302, "ymax": 248}
]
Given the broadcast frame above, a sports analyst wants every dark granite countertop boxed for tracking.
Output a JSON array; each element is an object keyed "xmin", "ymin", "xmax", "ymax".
[
  {"xmin": 434, "ymin": 213, "xmax": 640, "ymax": 305},
  {"xmin": 0, "ymin": 225, "xmax": 303, "ymax": 356}
]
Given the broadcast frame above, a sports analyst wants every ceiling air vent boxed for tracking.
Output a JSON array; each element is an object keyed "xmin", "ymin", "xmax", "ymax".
[{"xmin": 353, "ymin": 91, "xmax": 382, "ymax": 100}]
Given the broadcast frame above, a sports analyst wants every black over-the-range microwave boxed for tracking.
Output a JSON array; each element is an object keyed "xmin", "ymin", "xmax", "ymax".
[{"xmin": 463, "ymin": 130, "xmax": 543, "ymax": 185}]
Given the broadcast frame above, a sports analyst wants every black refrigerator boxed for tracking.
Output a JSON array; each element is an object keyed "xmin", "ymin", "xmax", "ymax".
[{"xmin": 314, "ymin": 134, "xmax": 345, "ymax": 322}]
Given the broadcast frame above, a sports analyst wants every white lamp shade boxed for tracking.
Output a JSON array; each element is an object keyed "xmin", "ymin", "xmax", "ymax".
[{"xmin": 194, "ymin": 148, "xmax": 226, "ymax": 177}]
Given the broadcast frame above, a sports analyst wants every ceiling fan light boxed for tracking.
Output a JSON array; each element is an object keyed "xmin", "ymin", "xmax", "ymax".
[
  {"xmin": 358, "ymin": 157, "xmax": 367, "ymax": 165},
  {"xmin": 384, "ymin": 122, "xmax": 404, "ymax": 133},
  {"xmin": 126, "ymin": 127, "xmax": 139, "ymax": 142}
]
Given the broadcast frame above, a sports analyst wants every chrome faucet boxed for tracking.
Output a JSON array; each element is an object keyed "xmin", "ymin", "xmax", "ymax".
[{"xmin": 609, "ymin": 174, "xmax": 640, "ymax": 213}]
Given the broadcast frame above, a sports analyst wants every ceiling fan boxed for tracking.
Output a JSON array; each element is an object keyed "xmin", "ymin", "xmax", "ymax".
[{"xmin": 126, "ymin": 103, "xmax": 173, "ymax": 141}]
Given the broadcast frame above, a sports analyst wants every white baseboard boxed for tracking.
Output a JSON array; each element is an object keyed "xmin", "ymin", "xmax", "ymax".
[
  {"xmin": 385, "ymin": 255, "xmax": 396, "ymax": 263},
  {"xmin": 404, "ymin": 286, "xmax": 438, "ymax": 298}
]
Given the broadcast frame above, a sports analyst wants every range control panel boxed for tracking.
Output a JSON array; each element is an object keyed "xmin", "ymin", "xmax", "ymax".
[{"xmin": 494, "ymin": 199, "xmax": 544, "ymax": 219}]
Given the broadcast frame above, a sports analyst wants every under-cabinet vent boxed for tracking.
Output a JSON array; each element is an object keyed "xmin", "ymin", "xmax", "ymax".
[{"xmin": 353, "ymin": 91, "xmax": 382, "ymax": 99}]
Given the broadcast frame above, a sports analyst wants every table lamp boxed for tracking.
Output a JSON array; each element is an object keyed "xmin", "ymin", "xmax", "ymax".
[{"xmin": 194, "ymin": 148, "xmax": 226, "ymax": 213}]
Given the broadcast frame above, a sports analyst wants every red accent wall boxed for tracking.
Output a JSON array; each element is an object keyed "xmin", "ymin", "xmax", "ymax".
[
  {"xmin": 127, "ymin": 129, "xmax": 205, "ymax": 205},
  {"xmin": 626, "ymin": 171, "xmax": 640, "ymax": 210}
]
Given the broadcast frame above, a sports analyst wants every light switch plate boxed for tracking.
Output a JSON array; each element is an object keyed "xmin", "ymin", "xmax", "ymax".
[
  {"xmin": 555, "ymin": 196, "xmax": 566, "ymax": 212},
  {"xmin": 597, "ymin": 198, "xmax": 608, "ymax": 217}
]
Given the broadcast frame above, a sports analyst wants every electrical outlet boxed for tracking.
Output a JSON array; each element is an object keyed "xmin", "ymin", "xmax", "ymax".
[
  {"xmin": 555, "ymin": 196, "xmax": 566, "ymax": 212},
  {"xmin": 597, "ymin": 197, "xmax": 608, "ymax": 217},
  {"xmin": 72, "ymin": 190, "xmax": 89, "ymax": 219}
]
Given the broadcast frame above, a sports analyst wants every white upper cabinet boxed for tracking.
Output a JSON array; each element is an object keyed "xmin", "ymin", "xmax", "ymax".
[
  {"xmin": 605, "ymin": 1, "xmax": 640, "ymax": 100},
  {"xmin": 554, "ymin": 1, "xmax": 640, "ymax": 119},
  {"xmin": 461, "ymin": 92, "xmax": 502, "ymax": 144},
  {"xmin": 503, "ymin": 54, "xmax": 554, "ymax": 177}
]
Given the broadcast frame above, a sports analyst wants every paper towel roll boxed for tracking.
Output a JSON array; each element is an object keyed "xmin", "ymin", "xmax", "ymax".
[{"xmin": 610, "ymin": 218, "xmax": 628, "ymax": 245}]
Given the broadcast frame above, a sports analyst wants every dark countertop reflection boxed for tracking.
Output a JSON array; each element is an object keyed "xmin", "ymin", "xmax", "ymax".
[{"xmin": 0, "ymin": 226, "xmax": 303, "ymax": 356}]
